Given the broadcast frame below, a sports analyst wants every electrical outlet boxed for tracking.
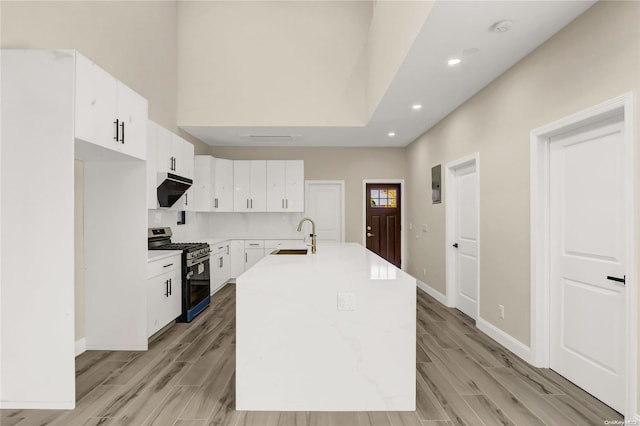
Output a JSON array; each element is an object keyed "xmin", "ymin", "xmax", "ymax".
[
  {"xmin": 337, "ymin": 293, "xmax": 356, "ymax": 311},
  {"xmin": 498, "ymin": 304, "xmax": 505, "ymax": 319}
]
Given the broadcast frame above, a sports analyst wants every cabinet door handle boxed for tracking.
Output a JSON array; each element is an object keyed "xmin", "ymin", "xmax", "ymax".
[
  {"xmin": 282, "ymin": 199, "xmax": 284, "ymax": 209},
  {"xmin": 219, "ymin": 257, "xmax": 223, "ymax": 268},
  {"xmin": 245, "ymin": 252, "xmax": 248, "ymax": 263},
  {"xmin": 120, "ymin": 121, "xmax": 125, "ymax": 144},
  {"xmin": 251, "ymin": 199, "xmax": 253, "ymax": 209},
  {"xmin": 169, "ymin": 278, "xmax": 172, "ymax": 295},
  {"xmin": 165, "ymin": 279, "xmax": 169, "ymax": 297},
  {"xmin": 113, "ymin": 119, "xmax": 119, "ymax": 141},
  {"xmin": 226, "ymin": 245, "xmax": 229, "ymax": 255},
  {"xmin": 286, "ymin": 199, "xmax": 288, "ymax": 209},
  {"xmin": 185, "ymin": 193, "xmax": 188, "ymax": 206},
  {"xmin": 214, "ymin": 198, "xmax": 218, "ymax": 209}
]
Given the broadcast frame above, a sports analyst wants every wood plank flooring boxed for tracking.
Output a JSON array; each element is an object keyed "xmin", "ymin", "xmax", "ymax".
[{"xmin": 1, "ymin": 284, "xmax": 623, "ymax": 425}]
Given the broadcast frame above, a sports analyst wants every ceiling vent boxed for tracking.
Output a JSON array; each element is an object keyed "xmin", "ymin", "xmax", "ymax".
[{"xmin": 241, "ymin": 134, "xmax": 302, "ymax": 141}]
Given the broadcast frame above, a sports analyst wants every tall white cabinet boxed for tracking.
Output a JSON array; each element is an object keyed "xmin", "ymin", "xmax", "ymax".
[{"xmin": 1, "ymin": 49, "xmax": 148, "ymax": 409}]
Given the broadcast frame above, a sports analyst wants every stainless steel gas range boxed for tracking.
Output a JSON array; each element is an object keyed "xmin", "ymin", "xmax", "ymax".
[{"xmin": 148, "ymin": 227, "xmax": 211, "ymax": 322}]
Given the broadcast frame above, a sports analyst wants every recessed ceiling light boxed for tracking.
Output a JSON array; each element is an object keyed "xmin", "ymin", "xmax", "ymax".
[
  {"xmin": 448, "ymin": 58, "xmax": 461, "ymax": 66},
  {"xmin": 387, "ymin": 132, "xmax": 396, "ymax": 137},
  {"xmin": 490, "ymin": 19, "xmax": 514, "ymax": 33},
  {"xmin": 412, "ymin": 104, "xmax": 423, "ymax": 110}
]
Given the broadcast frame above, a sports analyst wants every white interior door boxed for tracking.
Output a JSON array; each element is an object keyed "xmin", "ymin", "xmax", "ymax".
[
  {"xmin": 451, "ymin": 162, "xmax": 478, "ymax": 319},
  {"xmin": 549, "ymin": 117, "xmax": 626, "ymax": 413},
  {"xmin": 305, "ymin": 181, "xmax": 343, "ymax": 242}
]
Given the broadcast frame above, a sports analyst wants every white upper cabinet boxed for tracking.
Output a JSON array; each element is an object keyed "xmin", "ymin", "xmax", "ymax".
[
  {"xmin": 155, "ymin": 129, "xmax": 194, "ymax": 180},
  {"xmin": 234, "ymin": 160, "xmax": 267, "ymax": 212},
  {"xmin": 173, "ymin": 134, "xmax": 195, "ymax": 180},
  {"xmin": 214, "ymin": 158, "xmax": 234, "ymax": 211},
  {"xmin": 75, "ymin": 53, "xmax": 147, "ymax": 160},
  {"xmin": 146, "ymin": 121, "xmax": 159, "ymax": 209},
  {"xmin": 266, "ymin": 160, "xmax": 304, "ymax": 212},
  {"xmin": 193, "ymin": 156, "xmax": 234, "ymax": 212}
]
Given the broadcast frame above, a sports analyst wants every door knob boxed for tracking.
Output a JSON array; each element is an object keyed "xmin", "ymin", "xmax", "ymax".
[
  {"xmin": 367, "ymin": 232, "xmax": 374, "ymax": 237},
  {"xmin": 453, "ymin": 243, "xmax": 459, "ymax": 248}
]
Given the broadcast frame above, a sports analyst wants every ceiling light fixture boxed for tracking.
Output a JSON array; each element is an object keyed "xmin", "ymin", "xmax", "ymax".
[
  {"xmin": 387, "ymin": 132, "xmax": 396, "ymax": 137},
  {"xmin": 412, "ymin": 104, "xmax": 423, "ymax": 110},
  {"xmin": 490, "ymin": 19, "xmax": 514, "ymax": 33},
  {"xmin": 448, "ymin": 58, "xmax": 461, "ymax": 66}
]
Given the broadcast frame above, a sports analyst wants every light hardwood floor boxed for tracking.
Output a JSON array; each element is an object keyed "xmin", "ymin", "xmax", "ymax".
[{"xmin": 1, "ymin": 284, "xmax": 623, "ymax": 425}]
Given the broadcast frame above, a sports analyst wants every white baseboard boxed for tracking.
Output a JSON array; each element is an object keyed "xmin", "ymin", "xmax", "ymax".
[
  {"xmin": 75, "ymin": 338, "xmax": 86, "ymax": 357},
  {"xmin": 85, "ymin": 344, "xmax": 147, "ymax": 351},
  {"xmin": 416, "ymin": 279, "xmax": 449, "ymax": 306},
  {"xmin": 476, "ymin": 317, "xmax": 531, "ymax": 363},
  {"xmin": 0, "ymin": 400, "xmax": 75, "ymax": 409}
]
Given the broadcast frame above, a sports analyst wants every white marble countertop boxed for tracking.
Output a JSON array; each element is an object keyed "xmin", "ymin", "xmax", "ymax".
[
  {"xmin": 236, "ymin": 242, "xmax": 416, "ymax": 411},
  {"xmin": 147, "ymin": 250, "xmax": 182, "ymax": 262}
]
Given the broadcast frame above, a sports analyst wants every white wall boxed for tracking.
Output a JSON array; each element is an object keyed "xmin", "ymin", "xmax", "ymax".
[
  {"xmin": 177, "ymin": 1, "xmax": 372, "ymax": 127},
  {"xmin": 148, "ymin": 210, "xmax": 210, "ymax": 242},
  {"xmin": 405, "ymin": 0, "xmax": 640, "ymax": 351},
  {"xmin": 366, "ymin": 0, "xmax": 434, "ymax": 117},
  {"xmin": 209, "ymin": 213, "xmax": 305, "ymax": 239}
]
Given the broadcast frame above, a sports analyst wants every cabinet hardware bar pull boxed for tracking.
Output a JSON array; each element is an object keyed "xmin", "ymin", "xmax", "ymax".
[
  {"xmin": 185, "ymin": 193, "xmax": 188, "ymax": 206},
  {"xmin": 113, "ymin": 119, "xmax": 119, "ymax": 141},
  {"xmin": 219, "ymin": 257, "xmax": 223, "ymax": 268},
  {"xmin": 246, "ymin": 199, "xmax": 249, "ymax": 209},
  {"xmin": 245, "ymin": 252, "xmax": 248, "ymax": 263},
  {"xmin": 286, "ymin": 199, "xmax": 288, "ymax": 209},
  {"xmin": 607, "ymin": 275, "xmax": 626, "ymax": 284},
  {"xmin": 165, "ymin": 280, "xmax": 169, "ymax": 297},
  {"xmin": 169, "ymin": 278, "xmax": 172, "ymax": 295},
  {"xmin": 120, "ymin": 121, "xmax": 125, "ymax": 143},
  {"xmin": 251, "ymin": 199, "xmax": 253, "ymax": 208},
  {"xmin": 163, "ymin": 263, "xmax": 173, "ymax": 268}
]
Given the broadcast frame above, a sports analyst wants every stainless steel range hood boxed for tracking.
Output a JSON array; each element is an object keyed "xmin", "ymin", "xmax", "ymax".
[{"xmin": 157, "ymin": 173, "xmax": 192, "ymax": 207}]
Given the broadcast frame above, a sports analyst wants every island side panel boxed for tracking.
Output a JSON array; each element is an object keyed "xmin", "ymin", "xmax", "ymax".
[{"xmin": 236, "ymin": 243, "xmax": 416, "ymax": 411}]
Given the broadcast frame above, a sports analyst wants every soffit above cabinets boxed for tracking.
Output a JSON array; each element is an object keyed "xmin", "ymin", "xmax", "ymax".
[{"xmin": 180, "ymin": 0, "xmax": 596, "ymax": 148}]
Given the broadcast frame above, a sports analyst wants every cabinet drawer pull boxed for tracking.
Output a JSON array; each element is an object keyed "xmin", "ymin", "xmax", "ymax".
[
  {"xmin": 120, "ymin": 121, "xmax": 125, "ymax": 143},
  {"xmin": 163, "ymin": 263, "xmax": 173, "ymax": 268},
  {"xmin": 248, "ymin": 243, "xmax": 259, "ymax": 246}
]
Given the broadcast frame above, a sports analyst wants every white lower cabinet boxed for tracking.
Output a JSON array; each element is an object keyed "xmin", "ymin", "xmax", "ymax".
[
  {"xmin": 147, "ymin": 254, "xmax": 182, "ymax": 338},
  {"xmin": 211, "ymin": 241, "xmax": 231, "ymax": 294},
  {"xmin": 230, "ymin": 240, "xmax": 246, "ymax": 278}
]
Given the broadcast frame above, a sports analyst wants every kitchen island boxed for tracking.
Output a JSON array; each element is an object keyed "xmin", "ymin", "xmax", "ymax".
[{"xmin": 236, "ymin": 242, "xmax": 416, "ymax": 411}]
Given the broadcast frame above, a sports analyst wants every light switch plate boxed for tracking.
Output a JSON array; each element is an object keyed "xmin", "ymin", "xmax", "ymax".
[{"xmin": 337, "ymin": 293, "xmax": 356, "ymax": 311}]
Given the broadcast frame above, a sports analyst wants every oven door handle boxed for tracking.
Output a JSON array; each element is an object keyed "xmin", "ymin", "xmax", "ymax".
[{"xmin": 186, "ymin": 255, "xmax": 211, "ymax": 268}]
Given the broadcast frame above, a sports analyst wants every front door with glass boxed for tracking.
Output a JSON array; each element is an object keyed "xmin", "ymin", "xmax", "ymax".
[{"xmin": 366, "ymin": 183, "xmax": 401, "ymax": 267}]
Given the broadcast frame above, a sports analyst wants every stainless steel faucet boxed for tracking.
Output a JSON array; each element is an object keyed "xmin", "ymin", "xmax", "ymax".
[{"xmin": 297, "ymin": 217, "xmax": 317, "ymax": 254}]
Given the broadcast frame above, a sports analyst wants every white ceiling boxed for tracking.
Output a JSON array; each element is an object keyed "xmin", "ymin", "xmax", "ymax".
[{"xmin": 183, "ymin": 0, "xmax": 596, "ymax": 148}]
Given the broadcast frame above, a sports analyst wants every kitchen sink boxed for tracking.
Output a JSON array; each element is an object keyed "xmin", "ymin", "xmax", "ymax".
[{"xmin": 270, "ymin": 249, "xmax": 308, "ymax": 255}]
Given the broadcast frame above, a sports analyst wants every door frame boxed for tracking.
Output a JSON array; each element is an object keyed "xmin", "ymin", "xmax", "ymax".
[
  {"xmin": 445, "ymin": 153, "xmax": 481, "ymax": 319},
  {"xmin": 305, "ymin": 180, "xmax": 345, "ymax": 242},
  {"xmin": 362, "ymin": 179, "xmax": 406, "ymax": 269},
  {"xmin": 530, "ymin": 92, "xmax": 637, "ymax": 418}
]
